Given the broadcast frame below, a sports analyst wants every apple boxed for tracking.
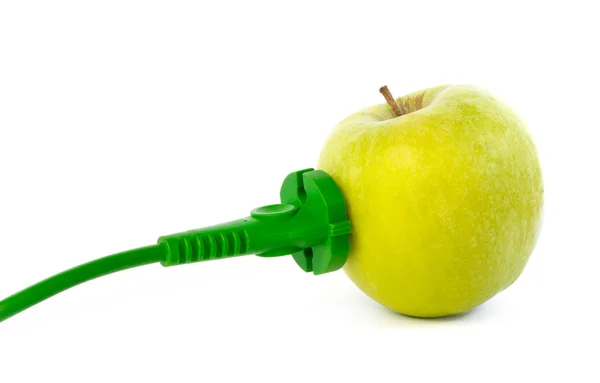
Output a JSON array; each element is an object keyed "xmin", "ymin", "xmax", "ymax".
[{"xmin": 318, "ymin": 85, "xmax": 543, "ymax": 317}]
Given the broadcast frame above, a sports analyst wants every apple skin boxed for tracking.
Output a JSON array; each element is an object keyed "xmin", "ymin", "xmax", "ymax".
[{"xmin": 318, "ymin": 85, "xmax": 543, "ymax": 318}]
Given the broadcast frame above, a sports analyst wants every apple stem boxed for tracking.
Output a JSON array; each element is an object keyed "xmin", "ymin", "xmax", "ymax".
[{"xmin": 379, "ymin": 85, "xmax": 405, "ymax": 117}]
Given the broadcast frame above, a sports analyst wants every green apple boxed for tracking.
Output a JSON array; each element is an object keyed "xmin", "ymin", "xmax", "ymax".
[{"xmin": 318, "ymin": 85, "xmax": 543, "ymax": 317}]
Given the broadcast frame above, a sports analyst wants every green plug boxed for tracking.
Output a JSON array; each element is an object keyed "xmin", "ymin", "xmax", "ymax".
[
  {"xmin": 0, "ymin": 169, "xmax": 351, "ymax": 323},
  {"xmin": 160, "ymin": 168, "xmax": 351, "ymax": 273}
]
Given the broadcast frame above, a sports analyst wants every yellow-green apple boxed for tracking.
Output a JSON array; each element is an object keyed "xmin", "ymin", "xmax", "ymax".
[{"xmin": 318, "ymin": 85, "xmax": 543, "ymax": 317}]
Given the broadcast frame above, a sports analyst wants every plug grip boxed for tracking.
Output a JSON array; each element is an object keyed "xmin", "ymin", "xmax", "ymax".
[{"xmin": 158, "ymin": 169, "xmax": 351, "ymax": 274}]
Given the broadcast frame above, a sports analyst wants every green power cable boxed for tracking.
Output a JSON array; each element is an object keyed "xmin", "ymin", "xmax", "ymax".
[
  {"xmin": 0, "ymin": 169, "xmax": 351, "ymax": 323},
  {"xmin": 0, "ymin": 246, "xmax": 163, "ymax": 323}
]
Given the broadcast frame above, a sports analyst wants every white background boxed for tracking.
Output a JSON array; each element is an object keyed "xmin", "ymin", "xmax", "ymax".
[{"xmin": 0, "ymin": 1, "xmax": 598, "ymax": 382}]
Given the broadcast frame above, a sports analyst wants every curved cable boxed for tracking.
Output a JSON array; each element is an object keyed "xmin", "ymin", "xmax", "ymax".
[{"xmin": 0, "ymin": 245, "xmax": 164, "ymax": 323}]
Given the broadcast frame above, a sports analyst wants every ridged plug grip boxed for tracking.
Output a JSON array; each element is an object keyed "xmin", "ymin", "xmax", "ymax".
[{"xmin": 157, "ymin": 169, "xmax": 351, "ymax": 275}]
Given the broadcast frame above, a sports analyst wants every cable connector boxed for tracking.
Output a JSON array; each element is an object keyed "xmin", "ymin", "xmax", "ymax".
[{"xmin": 158, "ymin": 169, "xmax": 351, "ymax": 275}]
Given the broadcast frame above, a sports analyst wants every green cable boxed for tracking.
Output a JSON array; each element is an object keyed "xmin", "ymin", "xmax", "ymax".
[
  {"xmin": 0, "ymin": 245, "xmax": 164, "ymax": 323},
  {"xmin": 0, "ymin": 169, "xmax": 351, "ymax": 323}
]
